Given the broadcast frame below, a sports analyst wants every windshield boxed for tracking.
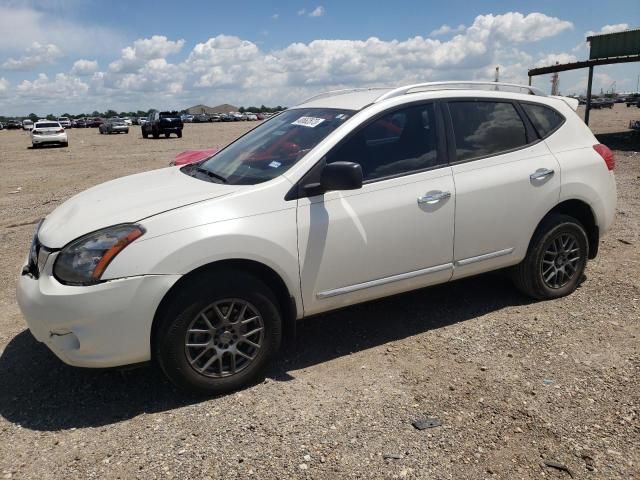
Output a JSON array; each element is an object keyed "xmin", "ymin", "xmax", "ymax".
[{"xmin": 189, "ymin": 108, "xmax": 354, "ymax": 185}]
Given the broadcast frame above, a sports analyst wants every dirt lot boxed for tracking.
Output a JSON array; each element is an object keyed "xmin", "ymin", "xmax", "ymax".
[{"xmin": 0, "ymin": 105, "xmax": 638, "ymax": 479}]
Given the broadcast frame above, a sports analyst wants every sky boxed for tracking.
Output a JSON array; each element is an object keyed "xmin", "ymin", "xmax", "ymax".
[{"xmin": 0, "ymin": 0, "xmax": 639, "ymax": 116}]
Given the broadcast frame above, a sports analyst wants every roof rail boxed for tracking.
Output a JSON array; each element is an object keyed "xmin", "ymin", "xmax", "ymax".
[
  {"xmin": 301, "ymin": 87, "xmax": 390, "ymax": 104},
  {"xmin": 374, "ymin": 81, "xmax": 546, "ymax": 103}
]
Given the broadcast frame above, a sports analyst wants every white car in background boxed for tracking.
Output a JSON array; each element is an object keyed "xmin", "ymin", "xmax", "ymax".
[
  {"xmin": 30, "ymin": 121, "xmax": 68, "ymax": 148},
  {"xmin": 22, "ymin": 119, "xmax": 34, "ymax": 130},
  {"xmin": 122, "ymin": 117, "xmax": 133, "ymax": 126},
  {"xmin": 57, "ymin": 117, "xmax": 72, "ymax": 128},
  {"xmin": 17, "ymin": 81, "xmax": 616, "ymax": 395}
]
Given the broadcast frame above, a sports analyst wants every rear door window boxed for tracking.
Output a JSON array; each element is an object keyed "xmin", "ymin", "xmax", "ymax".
[
  {"xmin": 448, "ymin": 101, "xmax": 528, "ymax": 162},
  {"xmin": 521, "ymin": 103, "xmax": 564, "ymax": 138}
]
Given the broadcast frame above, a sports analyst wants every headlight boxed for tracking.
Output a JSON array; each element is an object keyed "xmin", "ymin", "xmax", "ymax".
[{"xmin": 53, "ymin": 224, "xmax": 145, "ymax": 285}]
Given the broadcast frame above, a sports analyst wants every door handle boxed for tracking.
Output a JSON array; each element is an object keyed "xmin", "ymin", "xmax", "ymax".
[
  {"xmin": 530, "ymin": 168, "xmax": 555, "ymax": 180},
  {"xmin": 417, "ymin": 191, "xmax": 451, "ymax": 205}
]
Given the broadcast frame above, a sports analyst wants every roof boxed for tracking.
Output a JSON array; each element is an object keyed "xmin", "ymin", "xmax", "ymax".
[{"xmin": 294, "ymin": 82, "xmax": 544, "ymax": 110}]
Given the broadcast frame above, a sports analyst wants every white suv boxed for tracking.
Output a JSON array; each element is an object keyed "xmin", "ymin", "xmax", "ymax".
[{"xmin": 17, "ymin": 82, "xmax": 616, "ymax": 394}]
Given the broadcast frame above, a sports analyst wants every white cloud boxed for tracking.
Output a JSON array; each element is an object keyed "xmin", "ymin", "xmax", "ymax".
[
  {"xmin": 430, "ymin": 24, "xmax": 466, "ymax": 36},
  {"xmin": 0, "ymin": 12, "xmax": 580, "ymax": 114},
  {"xmin": 0, "ymin": 6, "xmax": 122, "ymax": 56},
  {"xmin": 271, "ymin": 13, "xmax": 279, "ymax": 20},
  {"xmin": 535, "ymin": 52, "xmax": 578, "ymax": 68},
  {"xmin": 71, "ymin": 59, "xmax": 98, "ymax": 75},
  {"xmin": 16, "ymin": 73, "xmax": 88, "ymax": 98},
  {"xmin": 297, "ymin": 8, "xmax": 306, "ymax": 16},
  {"xmin": 0, "ymin": 77, "xmax": 9, "ymax": 95},
  {"xmin": 586, "ymin": 23, "xmax": 629, "ymax": 37},
  {"xmin": 2, "ymin": 42, "xmax": 62, "ymax": 70},
  {"xmin": 309, "ymin": 6, "xmax": 325, "ymax": 17},
  {"xmin": 109, "ymin": 35, "xmax": 185, "ymax": 73}
]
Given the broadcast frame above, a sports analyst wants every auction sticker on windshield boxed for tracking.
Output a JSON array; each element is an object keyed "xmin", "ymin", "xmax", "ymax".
[{"xmin": 292, "ymin": 116, "xmax": 325, "ymax": 128}]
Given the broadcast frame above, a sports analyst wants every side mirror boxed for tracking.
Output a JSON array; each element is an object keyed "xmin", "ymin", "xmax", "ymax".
[{"xmin": 320, "ymin": 161, "xmax": 363, "ymax": 192}]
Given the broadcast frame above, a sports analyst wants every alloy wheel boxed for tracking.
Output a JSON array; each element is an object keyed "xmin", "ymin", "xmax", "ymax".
[
  {"xmin": 540, "ymin": 233, "xmax": 582, "ymax": 289},
  {"xmin": 184, "ymin": 299, "xmax": 264, "ymax": 378}
]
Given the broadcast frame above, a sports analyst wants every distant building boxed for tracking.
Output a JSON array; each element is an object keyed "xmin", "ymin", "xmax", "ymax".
[{"xmin": 185, "ymin": 103, "xmax": 239, "ymax": 115}]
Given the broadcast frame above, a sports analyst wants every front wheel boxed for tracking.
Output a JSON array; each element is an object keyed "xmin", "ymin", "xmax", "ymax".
[
  {"xmin": 142, "ymin": 130, "xmax": 148, "ymax": 138},
  {"xmin": 155, "ymin": 271, "xmax": 282, "ymax": 395},
  {"xmin": 512, "ymin": 214, "xmax": 588, "ymax": 300},
  {"xmin": 177, "ymin": 130, "xmax": 182, "ymax": 138}
]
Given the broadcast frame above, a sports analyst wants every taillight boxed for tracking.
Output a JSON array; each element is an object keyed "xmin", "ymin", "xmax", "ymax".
[
  {"xmin": 57, "ymin": 129, "xmax": 64, "ymax": 133},
  {"xmin": 593, "ymin": 144, "xmax": 615, "ymax": 171}
]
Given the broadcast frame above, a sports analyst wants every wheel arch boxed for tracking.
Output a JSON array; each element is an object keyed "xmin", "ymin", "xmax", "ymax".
[
  {"xmin": 535, "ymin": 199, "xmax": 599, "ymax": 259},
  {"xmin": 151, "ymin": 258, "xmax": 298, "ymax": 356}
]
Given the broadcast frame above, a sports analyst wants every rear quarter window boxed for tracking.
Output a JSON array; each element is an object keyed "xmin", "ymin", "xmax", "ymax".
[{"xmin": 521, "ymin": 103, "xmax": 564, "ymax": 138}]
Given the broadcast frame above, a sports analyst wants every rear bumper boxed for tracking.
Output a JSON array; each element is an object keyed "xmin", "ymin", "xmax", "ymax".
[
  {"xmin": 32, "ymin": 133, "xmax": 67, "ymax": 144},
  {"xmin": 16, "ymin": 253, "xmax": 181, "ymax": 367}
]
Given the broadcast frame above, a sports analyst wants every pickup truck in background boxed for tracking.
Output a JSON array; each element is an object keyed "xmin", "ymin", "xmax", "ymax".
[{"xmin": 142, "ymin": 111, "xmax": 183, "ymax": 138}]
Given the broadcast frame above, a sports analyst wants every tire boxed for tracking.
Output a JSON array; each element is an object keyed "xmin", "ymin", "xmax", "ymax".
[
  {"xmin": 165, "ymin": 132, "xmax": 170, "ymax": 138},
  {"xmin": 155, "ymin": 270, "xmax": 282, "ymax": 395},
  {"xmin": 142, "ymin": 130, "xmax": 148, "ymax": 139},
  {"xmin": 62, "ymin": 142, "xmax": 68, "ymax": 147},
  {"xmin": 512, "ymin": 214, "xmax": 588, "ymax": 300},
  {"xmin": 177, "ymin": 130, "xmax": 182, "ymax": 138}
]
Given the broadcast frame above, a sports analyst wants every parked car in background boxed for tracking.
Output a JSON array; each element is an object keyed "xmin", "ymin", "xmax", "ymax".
[
  {"xmin": 139, "ymin": 118, "xmax": 148, "ymax": 127},
  {"xmin": 220, "ymin": 113, "xmax": 233, "ymax": 122},
  {"xmin": 58, "ymin": 117, "xmax": 72, "ymax": 128},
  {"xmin": 99, "ymin": 118, "xmax": 129, "ymax": 134},
  {"xmin": 209, "ymin": 114, "xmax": 221, "ymax": 122},
  {"xmin": 142, "ymin": 110, "xmax": 183, "ymax": 138},
  {"xmin": 6, "ymin": 119, "xmax": 22, "ymax": 129},
  {"xmin": 0, "ymin": 122, "xmax": 3, "ymax": 130},
  {"xmin": 16, "ymin": 82, "xmax": 617, "ymax": 394},
  {"xmin": 170, "ymin": 147, "xmax": 219, "ymax": 166},
  {"xmin": 86, "ymin": 117, "xmax": 104, "ymax": 128},
  {"xmin": 22, "ymin": 119, "xmax": 34, "ymax": 130},
  {"xmin": 591, "ymin": 98, "xmax": 614, "ymax": 109},
  {"xmin": 193, "ymin": 114, "xmax": 209, "ymax": 123},
  {"xmin": 73, "ymin": 118, "xmax": 87, "ymax": 128},
  {"xmin": 181, "ymin": 114, "xmax": 194, "ymax": 123},
  {"xmin": 30, "ymin": 121, "xmax": 68, "ymax": 148},
  {"xmin": 122, "ymin": 117, "xmax": 133, "ymax": 126},
  {"xmin": 245, "ymin": 113, "xmax": 258, "ymax": 121}
]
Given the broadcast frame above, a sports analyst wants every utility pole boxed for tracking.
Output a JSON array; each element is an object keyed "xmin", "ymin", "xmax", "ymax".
[
  {"xmin": 494, "ymin": 66, "xmax": 499, "ymax": 82},
  {"xmin": 550, "ymin": 62, "xmax": 560, "ymax": 95}
]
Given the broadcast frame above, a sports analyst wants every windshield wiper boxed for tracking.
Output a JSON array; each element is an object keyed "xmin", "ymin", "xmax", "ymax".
[{"xmin": 193, "ymin": 166, "xmax": 228, "ymax": 183}]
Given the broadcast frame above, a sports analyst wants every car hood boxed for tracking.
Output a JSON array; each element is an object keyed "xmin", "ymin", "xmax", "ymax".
[{"xmin": 39, "ymin": 167, "xmax": 236, "ymax": 248}]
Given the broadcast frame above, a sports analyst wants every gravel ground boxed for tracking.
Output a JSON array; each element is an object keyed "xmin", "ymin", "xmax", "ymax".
[{"xmin": 0, "ymin": 106, "xmax": 638, "ymax": 479}]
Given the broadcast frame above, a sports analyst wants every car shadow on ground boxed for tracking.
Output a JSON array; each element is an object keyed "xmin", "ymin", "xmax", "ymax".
[{"xmin": 0, "ymin": 273, "xmax": 533, "ymax": 431}]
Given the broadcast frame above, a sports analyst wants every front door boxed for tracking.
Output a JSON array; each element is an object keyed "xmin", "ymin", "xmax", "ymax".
[{"xmin": 297, "ymin": 102, "xmax": 456, "ymax": 315}]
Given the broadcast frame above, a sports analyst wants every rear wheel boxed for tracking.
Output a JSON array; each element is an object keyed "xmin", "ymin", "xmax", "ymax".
[
  {"xmin": 177, "ymin": 130, "xmax": 182, "ymax": 138},
  {"xmin": 142, "ymin": 130, "xmax": 148, "ymax": 138},
  {"xmin": 512, "ymin": 214, "xmax": 588, "ymax": 300},
  {"xmin": 155, "ymin": 271, "xmax": 282, "ymax": 395}
]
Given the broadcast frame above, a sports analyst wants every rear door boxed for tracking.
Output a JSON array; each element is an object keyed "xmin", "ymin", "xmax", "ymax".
[{"xmin": 445, "ymin": 99, "xmax": 561, "ymax": 279}]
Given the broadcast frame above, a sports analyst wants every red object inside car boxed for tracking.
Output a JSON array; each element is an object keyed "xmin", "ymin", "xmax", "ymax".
[{"xmin": 173, "ymin": 148, "xmax": 219, "ymax": 166}]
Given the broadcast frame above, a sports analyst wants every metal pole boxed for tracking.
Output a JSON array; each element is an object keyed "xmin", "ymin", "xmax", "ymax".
[
  {"xmin": 585, "ymin": 66, "xmax": 594, "ymax": 126},
  {"xmin": 528, "ymin": 75, "xmax": 532, "ymax": 86}
]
